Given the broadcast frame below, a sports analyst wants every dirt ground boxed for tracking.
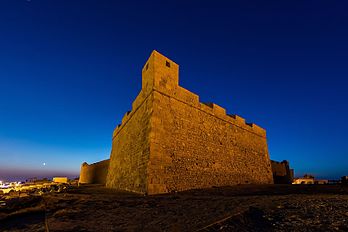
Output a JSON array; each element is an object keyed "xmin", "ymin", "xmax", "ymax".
[{"xmin": 1, "ymin": 184, "xmax": 348, "ymax": 232}]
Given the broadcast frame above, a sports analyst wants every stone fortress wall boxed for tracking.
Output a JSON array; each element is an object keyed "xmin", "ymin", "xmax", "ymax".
[
  {"xmin": 79, "ymin": 159, "xmax": 110, "ymax": 185},
  {"xmin": 105, "ymin": 50, "xmax": 274, "ymax": 194},
  {"xmin": 271, "ymin": 160, "xmax": 294, "ymax": 184},
  {"xmin": 105, "ymin": 92, "xmax": 153, "ymax": 193}
]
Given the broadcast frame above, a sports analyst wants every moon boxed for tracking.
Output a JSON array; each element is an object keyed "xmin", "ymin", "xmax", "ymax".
[{"xmin": 43, "ymin": 162, "xmax": 46, "ymax": 166}]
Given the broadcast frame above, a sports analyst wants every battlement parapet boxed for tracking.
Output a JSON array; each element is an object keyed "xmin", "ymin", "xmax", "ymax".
[
  {"xmin": 203, "ymin": 103, "xmax": 226, "ymax": 117},
  {"xmin": 113, "ymin": 50, "xmax": 267, "ymax": 139},
  {"xmin": 194, "ymin": 104, "xmax": 265, "ymax": 137},
  {"xmin": 172, "ymin": 86, "xmax": 200, "ymax": 107},
  {"xmin": 229, "ymin": 114, "xmax": 246, "ymax": 123},
  {"xmin": 114, "ymin": 90, "xmax": 265, "ymax": 140}
]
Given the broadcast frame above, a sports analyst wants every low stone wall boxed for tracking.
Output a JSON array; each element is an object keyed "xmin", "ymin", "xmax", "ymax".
[{"xmin": 79, "ymin": 159, "xmax": 110, "ymax": 185}]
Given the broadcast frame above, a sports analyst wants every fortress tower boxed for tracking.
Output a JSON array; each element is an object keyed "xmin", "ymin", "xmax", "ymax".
[{"xmin": 103, "ymin": 50, "xmax": 273, "ymax": 194}]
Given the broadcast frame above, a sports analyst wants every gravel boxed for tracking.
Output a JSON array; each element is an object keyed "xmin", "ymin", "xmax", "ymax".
[{"xmin": 0, "ymin": 184, "xmax": 347, "ymax": 232}]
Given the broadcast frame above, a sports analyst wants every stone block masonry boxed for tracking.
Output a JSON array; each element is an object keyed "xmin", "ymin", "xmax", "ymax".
[
  {"xmin": 79, "ymin": 159, "xmax": 110, "ymax": 185},
  {"xmin": 271, "ymin": 160, "xmax": 294, "ymax": 184},
  {"xmin": 103, "ymin": 50, "xmax": 274, "ymax": 194}
]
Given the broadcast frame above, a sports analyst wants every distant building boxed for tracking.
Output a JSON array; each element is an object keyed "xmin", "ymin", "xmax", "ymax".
[
  {"xmin": 53, "ymin": 177, "xmax": 68, "ymax": 184},
  {"xmin": 271, "ymin": 160, "xmax": 294, "ymax": 184},
  {"xmin": 314, "ymin": 180, "xmax": 328, "ymax": 185},
  {"xmin": 293, "ymin": 174, "xmax": 315, "ymax": 184},
  {"xmin": 328, "ymin": 179, "xmax": 340, "ymax": 185},
  {"xmin": 293, "ymin": 174, "xmax": 329, "ymax": 185},
  {"xmin": 26, "ymin": 177, "xmax": 37, "ymax": 183},
  {"xmin": 342, "ymin": 176, "xmax": 348, "ymax": 185}
]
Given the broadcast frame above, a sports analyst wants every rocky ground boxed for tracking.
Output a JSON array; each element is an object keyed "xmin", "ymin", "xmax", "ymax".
[{"xmin": 0, "ymin": 185, "xmax": 348, "ymax": 232}]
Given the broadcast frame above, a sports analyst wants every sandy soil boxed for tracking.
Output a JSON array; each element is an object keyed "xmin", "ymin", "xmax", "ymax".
[{"xmin": 1, "ymin": 185, "xmax": 348, "ymax": 232}]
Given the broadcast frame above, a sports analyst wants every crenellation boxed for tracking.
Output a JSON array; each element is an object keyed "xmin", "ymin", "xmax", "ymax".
[
  {"xmin": 131, "ymin": 92, "xmax": 145, "ymax": 110},
  {"xmin": 210, "ymin": 103, "xmax": 226, "ymax": 117},
  {"xmin": 121, "ymin": 112, "xmax": 130, "ymax": 125},
  {"xmin": 112, "ymin": 124, "xmax": 121, "ymax": 138},
  {"xmin": 230, "ymin": 114, "xmax": 246, "ymax": 124},
  {"xmin": 200, "ymin": 103, "xmax": 214, "ymax": 113},
  {"xmin": 247, "ymin": 123, "xmax": 266, "ymax": 137},
  {"xmin": 203, "ymin": 102, "xmax": 214, "ymax": 108}
]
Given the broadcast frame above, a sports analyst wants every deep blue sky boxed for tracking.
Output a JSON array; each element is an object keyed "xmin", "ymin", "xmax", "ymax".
[{"xmin": 0, "ymin": 0, "xmax": 347, "ymax": 181}]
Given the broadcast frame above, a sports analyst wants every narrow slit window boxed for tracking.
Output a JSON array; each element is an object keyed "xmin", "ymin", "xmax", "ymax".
[
  {"xmin": 145, "ymin": 63, "xmax": 149, "ymax": 70},
  {"xmin": 166, "ymin": 61, "xmax": 170, "ymax": 67}
]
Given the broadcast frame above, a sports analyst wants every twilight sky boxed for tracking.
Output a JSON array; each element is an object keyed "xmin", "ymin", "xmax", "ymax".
[{"xmin": 0, "ymin": 0, "xmax": 347, "ymax": 181}]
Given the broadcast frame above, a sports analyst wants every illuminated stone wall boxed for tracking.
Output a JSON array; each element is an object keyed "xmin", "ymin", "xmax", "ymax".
[
  {"xmin": 105, "ymin": 51, "xmax": 273, "ymax": 194},
  {"xmin": 79, "ymin": 159, "xmax": 109, "ymax": 185},
  {"xmin": 105, "ymin": 90, "xmax": 153, "ymax": 193}
]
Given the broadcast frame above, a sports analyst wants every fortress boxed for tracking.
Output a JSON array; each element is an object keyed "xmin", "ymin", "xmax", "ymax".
[{"xmin": 79, "ymin": 50, "xmax": 274, "ymax": 194}]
